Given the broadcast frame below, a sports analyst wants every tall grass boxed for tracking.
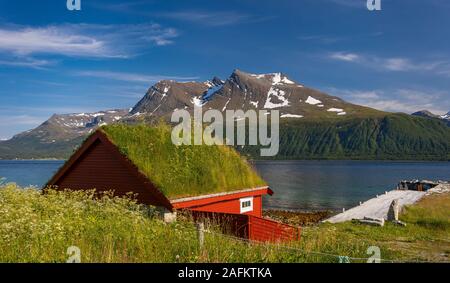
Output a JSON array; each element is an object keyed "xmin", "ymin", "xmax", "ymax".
[
  {"xmin": 0, "ymin": 183, "xmax": 378, "ymax": 263},
  {"xmin": 0, "ymin": 183, "xmax": 448, "ymax": 263}
]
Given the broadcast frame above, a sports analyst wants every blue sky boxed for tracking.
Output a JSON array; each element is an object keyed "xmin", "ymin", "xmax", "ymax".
[{"xmin": 1, "ymin": 0, "xmax": 450, "ymax": 139}]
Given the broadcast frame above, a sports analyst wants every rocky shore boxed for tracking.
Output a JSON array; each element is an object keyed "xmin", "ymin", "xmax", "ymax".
[{"xmin": 263, "ymin": 210, "xmax": 332, "ymax": 226}]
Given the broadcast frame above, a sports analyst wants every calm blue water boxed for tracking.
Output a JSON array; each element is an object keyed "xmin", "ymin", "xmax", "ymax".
[
  {"xmin": 254, "ymin": 160, "xmax": 449, "ymax": 211},
  {"xmin": 0, "ymin": 160, "xmax": 448, "ymax": 211},
  {"xmin": 0, "ymin": 160, "xmax": 64, "ymax": 188}
]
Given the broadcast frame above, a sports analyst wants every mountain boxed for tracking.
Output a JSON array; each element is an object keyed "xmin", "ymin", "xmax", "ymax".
[
  {"xmin": 1, "ymin": 69, "xmax": 449, "ymax": 160},
  {"xmin": 0, "ymin": 109, "xmax": 129, "ymax": 159},
  {"xmin": 129, "ymin": 69, "xmax": 382, "ymax": 121},
  {"xmin": 412, "ymin": 110, "xmax": 450, "ymax": 126}
]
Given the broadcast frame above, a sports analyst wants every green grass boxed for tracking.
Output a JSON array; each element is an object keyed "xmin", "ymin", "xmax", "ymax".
[
  {"xmin": 99, "ymin": 123, "xmax": 266, "ymax": 199},
  {"xmin": 1, "ymin": 183, "xmax": 448, "ymax": 263}
]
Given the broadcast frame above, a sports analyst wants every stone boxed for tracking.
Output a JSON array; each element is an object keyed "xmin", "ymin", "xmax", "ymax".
[
  {"xmin": 157, "ymin": 207, "xmax": 177, "ymax": 223},
  {"xmin": 387, "ymin": 199, "xmax": 399, "ymax": 221}
]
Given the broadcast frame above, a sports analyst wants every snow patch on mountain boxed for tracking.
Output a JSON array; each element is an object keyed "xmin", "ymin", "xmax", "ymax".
[
  {"xmin": 327, "ymin": 108, "xmax": 344, "ymax": 112},
  {"xmin": 264, "ymin": 87, "xmax": 290, "ymax": 109},
  {"xmin": 441, "ymin": 111, "xmax": 450, "ymax": 119},
  {"xmin": 192, "ymin": 97, "xmax": 206, "ymax": 107},
  {"xmin": 305, "ymin": 96, "xmax": 322, "ymax": 105},
  {"xmin": 271, "ymin": 73, "xmax": 295, "ymax": 85},
  {"xmin": 281, "ymin": 114, "xmax": 304, "ymax": 118},
  {"xmin": 249, "ymin": 72, "xmax": 300, "ymax": 86},
  {"xmin": 161, "ymin": 86, "xmax": 170, "ymax": 98},
  {"xmin": 250, "ymin": 101, "xmax": 259, "ymax": 108},
  {"xmin": 222, "ymin": 98, "xmax": 231, "ymax": 111},
  {"xmin": 48, "ymin": 110, "xmax": 128, "ymax": 131}
]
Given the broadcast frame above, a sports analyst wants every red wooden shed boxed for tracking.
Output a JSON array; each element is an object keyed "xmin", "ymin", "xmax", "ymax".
[{"xmin": 46, "ymin": 124, "xmax": 300, "ymax": 242}]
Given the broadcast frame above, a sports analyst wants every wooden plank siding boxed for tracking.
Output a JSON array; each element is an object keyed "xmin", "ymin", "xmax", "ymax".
[
  {"xmin": 191, "ymin": 211, "xmax": 301, "ymax": 243},
  {"xmin": 172, "ymin": 188, "xmax": 272, "ymax": 218},
  {"xmin": 47, "ymin": 132, "xmax": 172, "ymax": 209},
  {"xmin": 248, "ymin": 215, "xmax": 301, "ymax": 242},
  {"xmin": 188, "ymin": 195, "xmax": 263, "ymax": 217}
]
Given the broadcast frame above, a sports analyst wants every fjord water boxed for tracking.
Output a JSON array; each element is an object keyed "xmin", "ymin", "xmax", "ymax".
[
  {"xmin": 254, "ymin": 160, "xmax": 449, "ymax": 211},
  {"xmin": 0, "ymin": 160, "xmax": 448, "ymax": 211}
]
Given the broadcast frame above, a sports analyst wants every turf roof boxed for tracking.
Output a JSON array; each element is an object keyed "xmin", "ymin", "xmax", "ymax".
[{"xmin": 100, "ymin": 124, "xmax": 266, "ymax": 199}]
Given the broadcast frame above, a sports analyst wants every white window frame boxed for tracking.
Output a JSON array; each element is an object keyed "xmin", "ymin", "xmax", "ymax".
[{"xmin": 240, "ymin": 197, "xmax": 253, "ymax": 213}]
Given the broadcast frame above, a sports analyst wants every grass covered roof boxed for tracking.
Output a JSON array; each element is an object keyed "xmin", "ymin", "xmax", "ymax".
[{"xmin": 100, "ymin": 124, "xmax": 266, "ymax": 199}]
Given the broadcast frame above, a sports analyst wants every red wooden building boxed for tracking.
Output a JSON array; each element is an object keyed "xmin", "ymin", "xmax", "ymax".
[{"xmin": 46, "ymin": 125, "xmax": 300, "ymax": 242}]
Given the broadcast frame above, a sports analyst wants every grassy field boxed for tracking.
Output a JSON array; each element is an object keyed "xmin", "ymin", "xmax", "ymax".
[{"xmin": 0, "ymin": 183, "xmax": 448, "ymax": 263}]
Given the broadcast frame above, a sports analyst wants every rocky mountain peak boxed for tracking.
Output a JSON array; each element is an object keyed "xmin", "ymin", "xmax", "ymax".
[
  {"xmin": 211, "ymin": 76, "xmax": 224, "ymax": 86},
  {"xmin": 412, "ymin": 110, "xmax": 439, "ymax": 118},
  {"xmin": 412, "ymin": 109, "xmax": 450, "ymax": 126}
]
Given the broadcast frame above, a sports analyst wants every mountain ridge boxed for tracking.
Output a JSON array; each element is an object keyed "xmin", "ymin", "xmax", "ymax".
[{"xmin": 412, "ymin": 110, "xmax": 450, "ymax": 126}]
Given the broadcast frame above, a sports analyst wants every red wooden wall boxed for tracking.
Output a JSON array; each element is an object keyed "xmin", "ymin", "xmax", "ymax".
[
  {"xmin": 248, "ymin": 215, "xmax": 301, "ymax": 242},
  {"xmin": 191, "ymin": 211, "xmax": 301, "ymax": 242},
  {"xmin": 53, "ymin": 139, "xmax": 168, "ymax": 207},
  {"xmin": 190, "ymin": 195, "xmax": 262, "ymax": 217}
]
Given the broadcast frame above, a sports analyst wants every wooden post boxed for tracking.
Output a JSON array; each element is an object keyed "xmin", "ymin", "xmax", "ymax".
[{"xmin": 197, "ymin": 222, "xmax": 205, "ymax": 250}]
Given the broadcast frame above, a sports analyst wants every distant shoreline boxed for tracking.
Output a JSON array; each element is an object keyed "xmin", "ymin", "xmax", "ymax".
[{"xmin": 1, "ymin": 159, "xmax": 449, "ymax": 163}]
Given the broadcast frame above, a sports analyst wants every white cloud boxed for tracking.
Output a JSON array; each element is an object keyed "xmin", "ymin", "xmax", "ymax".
[
  {"xmin": 328, "ymin": 51, "xmax": 449, "ymax": 74},
  {"xmin": 73, "ymin": 70, "xmax": 199, "ymax": 83},
  {"xmin": 330, "ymin": 52, "xmax": 360, "ymax": 62},
  {"xmin": 0, "ymin": 23, "xmax": 179, "ymax": 68},
  {"xmin": 0, "ymin": 26, "xmax": 110, "ymax": 57},
  {"xmin": 325, "ymin": 87, "xmax": 450, "ymax": 115},
  {"xmin": 0, "ymin": 57, "xmax": 55, "ymax": 69}
]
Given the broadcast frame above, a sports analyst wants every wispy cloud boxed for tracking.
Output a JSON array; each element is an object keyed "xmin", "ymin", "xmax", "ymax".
[
  {"xmin": 298, "ymin": 35, "xmax": 344, "ymax": 44},
  {"xmin": 73, "ymin": 70, "xmax": 199, "ymax": 83},
  {"xmin": 155, "ymin": 10, "xmax": 274, "ymax": 27},
  {"xmin": 93, "ymin": 0, "xmax": 272, "ymax": 27},
  {"xmin": 325, "ymin": 87, "xmax": 450, "ymax": 114},
  {"xmin": 0, "ymin": 57, "xmax": 55, "ymax": 69},
  {"xmin": 0, "ymin": 23, "xmax": 179, "ymax": 69},
  {"xmin": 0, "ymin": 114, "xmax": 45, "ymax": 126},
  {"xmin": 328, "ymin": 51, "xmax": 449, "ymax": 74},
  {"xmin": 330, "ymin": 52, "xmax": 360, "ymax": 62},
  {"xmin": 326, "ymin": 0, "xmax": 366, "ymax": 8},
  {"xmin": 299, "ymin": 32, "xmax": 383, "ymax": 45}
]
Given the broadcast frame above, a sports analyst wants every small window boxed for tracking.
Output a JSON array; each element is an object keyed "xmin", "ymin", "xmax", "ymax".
[{"xmin": 240, "ymin": 197, "xmax": 253, "ymax": 213}]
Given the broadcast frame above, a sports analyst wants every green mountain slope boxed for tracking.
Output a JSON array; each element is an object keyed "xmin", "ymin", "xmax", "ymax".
[{"xmin": 239, "ymin": 114, "xmax": 450, "ymax": 160}]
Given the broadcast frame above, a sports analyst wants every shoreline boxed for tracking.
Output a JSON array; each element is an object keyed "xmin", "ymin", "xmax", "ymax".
[
  {"xmin": 263, "ymin": 209, "xmax": 333, "ymax": 226},
  {"xmin": 1, "ymin": 159, "xmax": 449, "ymax": 163}
]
